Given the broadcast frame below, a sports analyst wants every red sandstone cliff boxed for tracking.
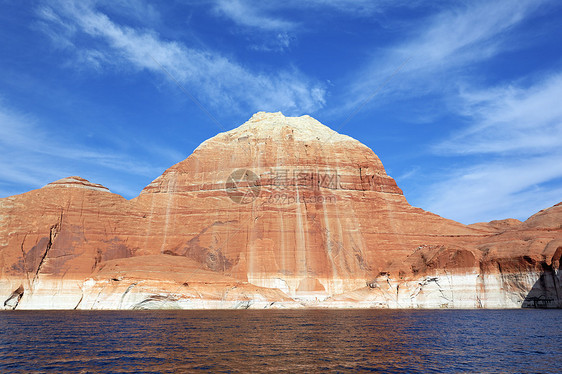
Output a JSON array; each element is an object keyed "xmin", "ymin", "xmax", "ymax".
[{"xmin": 1, "ymin": 113, "xmax": 560, "ymax": 309}]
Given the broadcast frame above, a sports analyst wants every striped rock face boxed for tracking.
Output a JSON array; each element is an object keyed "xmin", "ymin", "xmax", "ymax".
[{"xmin": 1, "ymin": 112, "xmax": 561, "ymax": 309}]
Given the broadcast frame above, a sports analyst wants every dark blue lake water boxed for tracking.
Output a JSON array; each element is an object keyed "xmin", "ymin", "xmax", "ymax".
[{"xmin": 0, "ymin": 309, "xmax": 560, "ymax": 373}]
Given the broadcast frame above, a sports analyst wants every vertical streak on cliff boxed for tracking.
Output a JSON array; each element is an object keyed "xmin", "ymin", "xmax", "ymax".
[
  {"xmin": 160, "ymin": 170, "xmax": 177, "ymax": 253},
  {"xmin": 344, "ymin": 147, "xmax": 369, "ymax": 281},
  {"xmin": 348, "ymin": 195, "xmax": 368, "ymax": 273},
  {"xmin": 247, "ymin": 144, "xmax": 254, "ymax": 282},
  {"xmin": 143, "ymin": 192, "xmax": 156, "ymax": 253},
  {"xmin": 248, "ymin": 172, "xmax": 255, "ymax": 282},
  {"xmin": 291, "ymin": 127, "xmax": 308, "ymax": 280},
  {"xmin": 332, "ymin": 156, "xmax": 347, "ymax": 293},
  {"xmin": 279, "ymin": 208, "xmax": 286, "ymax": 274},
  {"xmin": 295, "ymin": 182, "xmax": 308, "ymax": 278},
  {"xmin": 275, "ymin": 139, "xmax": 288, "ymax": 279},
  {"xmin": 380, "ymin": 182, "xmax": 408, "ymax": 270},
  {"xmin": 248, "ymin": 138, "xmax": 261, "ymax": 284},
  {"xmin": 319, "ymin": 142, "xmax": 338, "ymax": 295},
  {"xmin": 322, "ymin": 196, "xmax": 338, "ymax": 295}
]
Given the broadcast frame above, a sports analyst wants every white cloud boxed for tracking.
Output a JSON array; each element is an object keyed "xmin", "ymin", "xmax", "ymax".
[
  {"xmin": 341, "ymin": 0, "xmax": 547, "ymax": 111},
  {"xmin": 421, "ymin": 156, "xmax": 562, "ymax": 224},
  {"xmin": 213, "ymin": 0, "xmax": 297, "ymax": 32},
  {"xmin": 97, "ymin": 0, "xmax": 161, "ymax": 24},
  {"xmin": 420, "ymin": 72, "xmax": 562, "ymax": 223},
  {"xmin": 211, "ymin": 0, "xmax": 297, "ymax": 52},
  {"xmin": 37, "ymin": 1, "xmax": 326, "ymax": 115},
  {"xmin": 325, "ymin": 0, "xmax": 561, "ymax": 224},
  {"xmin": 210, "ymin": 0, "xmax": 423, "ymax": 51},
  {"xmin": 437, "ymin": 73, "xmax": 562, "ymax": 155},
  {"xmin": 0, "ymin": 103, "xmax": 163, "ymax": 198},
  {"xmin": 213, "ymin": 0, "xmax": 420, "ymax": 27},
  {"xmin": 396, "ymin": 167, "xmax": 420, "ymax": 181}
]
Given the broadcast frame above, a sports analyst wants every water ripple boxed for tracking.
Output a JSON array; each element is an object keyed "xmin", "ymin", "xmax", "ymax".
[{"xmin": 0, "ymin": 309, "xmax": 561, "ymax": 373}]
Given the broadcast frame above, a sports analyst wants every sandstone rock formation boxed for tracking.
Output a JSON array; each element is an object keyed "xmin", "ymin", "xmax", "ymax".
[{"xmin": 1, "ymin": 113, "xmax": 560, "ymax": 309}]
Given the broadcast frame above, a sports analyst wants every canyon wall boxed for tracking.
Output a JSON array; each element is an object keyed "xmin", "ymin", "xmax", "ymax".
[{"xmin": 1, "ymin": 112, "xmax": 560, "ymax": 309}]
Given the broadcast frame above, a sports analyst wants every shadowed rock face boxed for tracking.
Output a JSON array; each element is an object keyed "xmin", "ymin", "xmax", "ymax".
[{"xmin": 1, "ymin": 112, "xmax": 561, "ymax": 309}]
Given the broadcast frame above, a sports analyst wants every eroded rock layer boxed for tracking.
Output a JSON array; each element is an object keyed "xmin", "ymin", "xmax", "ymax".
[{"xmin": 1, "ymin": 112, "xmax": 560, "ymax": 309}]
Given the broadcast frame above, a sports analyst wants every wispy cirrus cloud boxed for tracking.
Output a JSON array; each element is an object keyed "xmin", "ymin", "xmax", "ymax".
[
  {"xmin": 436, "ymin": 73, "xmax": 562, "ymax": 155},
  {"xmin": 212, "ymin": 0, "xmax": 423, "ymax": 27},
  {"xmin": 36, "ymin": 1, "xmax": 326, "ymax": 115},
  {"xmin": 211, "ymin": 0, "xmax": 297, "ymax": 52},
  {"xmin": 210, "ymin": 0, "xmax": 424, "ymax": 51},
  {"xmin": 0, "ymin": 102, "xmax": 163, "ymax": 198},
  {"xmin": 97, "ymin": 0, "xmax": 161, "ymax": 24},
  {"xmin": 323, "ymin": 0, "xmax": 560, "ymax": 223},
  {"xmin": 341, "ymin": 0, "xmax": 547, "ymax": 111},
  {"xmin": 212, "ymin": 0, "xmax": 297, "ymax": 32},
  {"xmin": 421, "ymin": 72, "xmax": 562, "ymax": 223},
  {"xmin": 421, "ymin": 155, "xmax": 562, "ymax": 224}
]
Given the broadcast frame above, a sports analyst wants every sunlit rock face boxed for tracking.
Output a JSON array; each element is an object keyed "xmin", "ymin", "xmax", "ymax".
[
  {"xmin": 131, "ymin": 112, "xmax": 481, "ymax": 300},
  {"xmin": 1, "ymin": 112, "xmax": 561, "ymax": 309}
]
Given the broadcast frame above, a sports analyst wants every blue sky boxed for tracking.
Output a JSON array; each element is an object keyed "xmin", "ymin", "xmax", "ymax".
[{"xmin": 1, "ymin": 0, "xmax": 561, "ymax": 224}]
